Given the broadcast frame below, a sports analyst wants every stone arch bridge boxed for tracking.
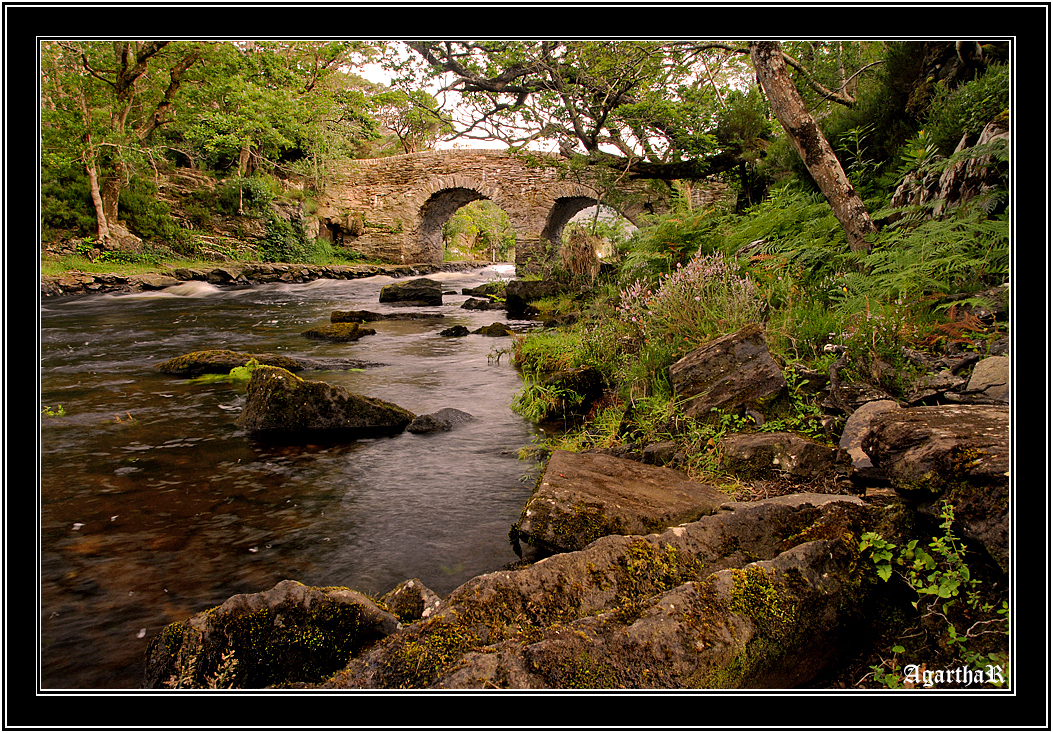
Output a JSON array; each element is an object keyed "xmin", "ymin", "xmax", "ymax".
[{"xmin": 311, "ymin": 149, "xmax": 727, "ymax": 273}]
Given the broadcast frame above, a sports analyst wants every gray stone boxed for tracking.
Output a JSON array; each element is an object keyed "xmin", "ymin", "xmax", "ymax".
[
  {"xmin": 838, "ymin": 399, "xmax": 901, "ymax": 480},
  {"xmin": 379, "ymin": 277, "xmax": 443, "ymax": 305},
  {"xmin": 134, "ymin": 273, "xmax": 181, "ymax": 289},
  {"xmin": 669, "ymin": 324, "xmax": 787, "ymax": 419},
  {"xmin": 965, "ymin": 355, "xmax": 1010, "ymax": 402},
  {"xmin": 512, "ymin": 449, "xmax": 728, "ymax": 556},
  {"xmin": 236, "ymin": 366, "xmax": 415, "ymax": 436}
]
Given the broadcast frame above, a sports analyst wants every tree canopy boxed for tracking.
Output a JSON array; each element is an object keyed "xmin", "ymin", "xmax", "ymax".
[{"xmin": 40, "ymin": 38, "xmax": 1010, "ymax": 257}]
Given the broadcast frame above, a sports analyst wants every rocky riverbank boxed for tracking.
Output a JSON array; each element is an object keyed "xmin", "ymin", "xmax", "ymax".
[
  {"xmin": 39, "ymin": 259, "xmax": 494, "ymax": 297},
  {"xmin": 143, "ymin": 320, "xmax": 1011, "ymax": 691}
]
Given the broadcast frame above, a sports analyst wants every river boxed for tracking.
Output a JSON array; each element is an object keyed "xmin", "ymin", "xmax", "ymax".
[{"xmin": 37, "ymin": 264, "xmax": 544, "ymax": 689}]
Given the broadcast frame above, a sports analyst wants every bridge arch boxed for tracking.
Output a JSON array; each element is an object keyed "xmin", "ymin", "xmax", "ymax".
[
  {"xmin": 407, "ymin": 174, "xmax": 516, "ymax": 263},
  {"xmin": 539, "ymin": 182, "xmax": 603, "ymax": 253},
  {"xmin": 314, "ymin": 149, "xmax": 727, "ymax": 273}
]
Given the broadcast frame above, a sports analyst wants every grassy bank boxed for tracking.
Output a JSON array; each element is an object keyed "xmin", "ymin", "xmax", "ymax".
[{"xmin": 508, "ymin": 181, "xmax": 1009, "ymax": 482}]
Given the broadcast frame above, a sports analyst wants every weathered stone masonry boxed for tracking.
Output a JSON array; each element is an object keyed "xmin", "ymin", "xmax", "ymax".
[{"xmin": 312, "ymin": 149, "xmax": 728, "ymax": 273}]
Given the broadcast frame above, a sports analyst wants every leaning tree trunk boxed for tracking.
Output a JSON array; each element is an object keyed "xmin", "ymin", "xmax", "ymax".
[
  {"xmin": 750, "ymin": 41, "xmax": 875, "ymax": 252},
  {"xmin": 76, "ymin": 86, "xmax": 110, "ymax": 243}
]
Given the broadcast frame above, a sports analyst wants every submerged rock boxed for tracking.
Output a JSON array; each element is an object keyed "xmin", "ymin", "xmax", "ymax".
[
  {"xmin": 331, "ymin": 309, "xmax": 445, "ymax": 323},
  {"xmin": 235, "ymin": 366, "xmax": 415, "ymax": 436},
  {"xmin": 407, "ymin": 408, "xmax": 474, "ymax": 434}
]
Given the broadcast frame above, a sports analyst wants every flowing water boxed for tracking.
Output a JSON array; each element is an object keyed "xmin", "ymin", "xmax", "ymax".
[{"xmin": 38, "ymin": 265, "xmax": 545, "ymax": 689}]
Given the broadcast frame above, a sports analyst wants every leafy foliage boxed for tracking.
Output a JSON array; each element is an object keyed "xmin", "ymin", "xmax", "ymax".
[
  {"xmin": 924, "ymin": 63, "xmax": 1010, "ymax": 155},
  {"xmin": 117, "ymin": 177, "xmax": 192, "ymax": 249},
  {"xmin": 442, "ymin": 200, "xmax": 516, "ymax": 261},
  {"xmin": 860, "ymin": 502, "xmax": 1010, "ymax": 689}
]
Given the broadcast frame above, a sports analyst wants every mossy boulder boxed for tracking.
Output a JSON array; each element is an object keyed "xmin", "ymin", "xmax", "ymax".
[
  {"xmin": 143, "ymin": 579, "xmax": 399, "ymax": 689},
  {"xmin": 474, "ymin": 322, "xmax": 514, "ymax": 336},
  {"xmin": 320, "ymin": 494, "xmax": 872, "ymax": 689},
  {"xmin": 235, "ymin": 366, "xmax": 415, "ymax": 437},
  {"xmin": 301, "ymin": 323, "xmax": 376, "ymax": 342},
  {"xmin": 379, "ymin": 578, "xmax": 443, "ymax": 624},
  {"xmin": 156, "ymin": 349, "xmax": 305, "ymax": 377}
]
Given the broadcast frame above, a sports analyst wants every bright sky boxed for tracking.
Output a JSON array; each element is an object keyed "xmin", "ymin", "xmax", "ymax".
[{"xmin": 355, "ymin": 51, "xmax": 552, "ymax": 152}]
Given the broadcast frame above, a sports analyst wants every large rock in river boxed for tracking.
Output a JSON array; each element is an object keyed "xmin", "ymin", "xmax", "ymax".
[
  {"xmin": 156, "ymin": 349, "xmax": 306, "ymax": 377},
  {"xmin": 301, "ymin": 323, "xmax": 375, "ymax": 342},
  {"xmin": 512, "ymin": 449, "xmax": 728, "ymax": 556},
  {"xmin": 236, "ymin": 366, "xmax": 415, "ymax": 436},
  {"xmin": 379, "ymin": 277, "xmax": 443, "ymax": 306},
  {"xmin": 407, "ymin": 408, "xmax": 474, "ymax": 434}
]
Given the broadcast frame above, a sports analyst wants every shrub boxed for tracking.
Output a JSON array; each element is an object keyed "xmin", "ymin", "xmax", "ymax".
[
  {"xmin": 860, "ymin": 502, "xmax": 1009, "ymax": 689},
  {"xmin": 217, "ymin": 176, "xmax": 274, "ymax": 216},
  {"xmin": 924, "ymin": 63, "xmax": 1009, "ymax": 156},
  {"xmin": 618, "ymin": 250, "xmax": 766, "ymax": 355},
  {"xmin": 41, "ymin": 168, "xmax": 96, "ymax": 239},
  {"xmin": 258, "ymin": 212, "xmax": 309, "ymax": 263},
  {"xmin": 118, "ymin": 177, "xmax": 192, "ymax": 249}
]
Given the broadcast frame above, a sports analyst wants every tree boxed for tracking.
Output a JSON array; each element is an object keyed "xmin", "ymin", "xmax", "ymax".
[
  {"xmin": 41, "ymin": 41, "xmax": 204, "ymax": 245},
  {"xmin": 370, "ymin": 88, "xmax": 454, "ymax": 153},
  {"xmin": 175, "ymin": 41, "xmax": 379, "ymax": 199},
  {"xmin": 749, "ymin": 41, "xmax": 876, "ymax": 252},
  {"xmin": 399, "ymin": 41, "xmax": 727, "ymax": 176}
]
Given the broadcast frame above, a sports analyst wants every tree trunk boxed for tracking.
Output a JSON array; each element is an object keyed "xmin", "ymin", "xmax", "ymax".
[
  {"xmin": 750, "ymin": 41, "xmax": 875, "ymax": 252},
  {"xmin": 76, "ymin": 86, "xmax": 110, "ymax": 243}
]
